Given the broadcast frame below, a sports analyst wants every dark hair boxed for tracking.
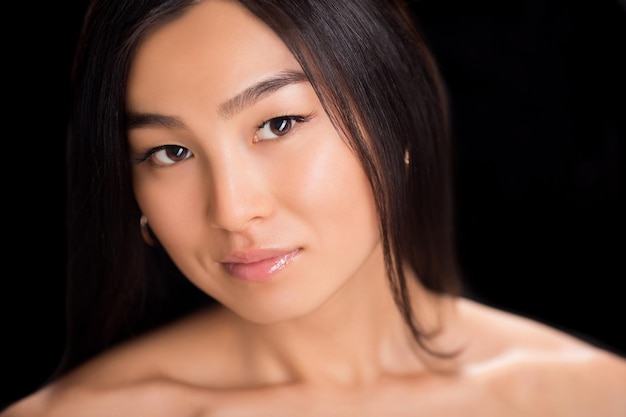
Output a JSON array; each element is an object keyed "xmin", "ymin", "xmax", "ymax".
[{"xmin": 60, "ymin": 0, "xmax": 460, "ymax": 377}]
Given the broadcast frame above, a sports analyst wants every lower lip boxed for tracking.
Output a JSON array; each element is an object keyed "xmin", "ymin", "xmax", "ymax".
[{"xmin": 223, "ymin": 249, "xmax": 300, "ymax": 282}]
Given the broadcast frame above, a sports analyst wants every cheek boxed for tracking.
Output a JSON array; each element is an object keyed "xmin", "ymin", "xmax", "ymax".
[
  {"xmin": 278, "ymin": 131, "xmax": 379, "ymax": 241},
  {"xmin": 132, "ymin": 170, "xmax": 207, "ymax": 249}
]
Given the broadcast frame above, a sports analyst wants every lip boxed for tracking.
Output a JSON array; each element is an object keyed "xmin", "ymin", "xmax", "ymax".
[{"xmin": 220, "ymin": 248, "xmax": 301, "ymax": 281}]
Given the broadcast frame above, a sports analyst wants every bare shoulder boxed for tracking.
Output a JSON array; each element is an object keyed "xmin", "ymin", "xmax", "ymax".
[
  {"xmin": 454, "ymin": 297, "xmax": 626, "ymax": 416},
  {"xmin": 0, "ymin": 307, "xmax": 238, "ymax": 417},
  {"xmin": 0, "ymin": 377, "xmax": 215, "ymax": 417}
]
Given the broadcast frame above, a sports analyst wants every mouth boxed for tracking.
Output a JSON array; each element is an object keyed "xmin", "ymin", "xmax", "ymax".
[{"xmin": 220, "ymin": 248, "xmax": 301, "ymax": 282}]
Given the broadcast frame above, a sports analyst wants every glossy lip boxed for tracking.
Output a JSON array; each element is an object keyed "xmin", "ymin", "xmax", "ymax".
[{"xmin": 220, "ymin": 248, "xmax": 301, "ymax": 281}]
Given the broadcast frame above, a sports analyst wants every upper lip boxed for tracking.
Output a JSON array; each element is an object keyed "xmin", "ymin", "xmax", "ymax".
[{"xmin": 219, "ymin": 248, "xmax": 300, "ymax": 264}]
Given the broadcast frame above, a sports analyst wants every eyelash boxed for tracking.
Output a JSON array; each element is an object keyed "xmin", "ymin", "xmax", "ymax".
[
  {"xmin": 132, "ymin": 144, "xmax": 192, "ymax": 166},
  {"xmin": 254, "ymin": 114, "xmax": 311, "ymax": 142},
  {"xmin": 132, "ymin": 114, "xmax": 312, "ymax": 166}
]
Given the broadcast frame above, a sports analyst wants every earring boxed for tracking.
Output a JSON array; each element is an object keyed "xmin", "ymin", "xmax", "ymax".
[
  {"xmin": 404, "ymin": 148, "xmax": 411, "ymax": 177},
  {"xmin": 140, "ymin": 215, "xmax": 156, "ymax": 246}
]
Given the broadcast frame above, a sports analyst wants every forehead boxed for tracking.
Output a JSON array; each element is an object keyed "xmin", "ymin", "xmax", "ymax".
[{"xmin": 126, "ymin": 0, "xmax": 303, "ymax": 113}]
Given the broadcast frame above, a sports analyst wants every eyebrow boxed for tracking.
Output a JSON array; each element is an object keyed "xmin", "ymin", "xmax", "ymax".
[
  {"xmin": 127, "ymin": 70, "xmax": 309, "ymax": 130},
  {"xmin": 127, "ymin": 113, "xmax": 185, "ymax": 130},
  {"xmin": 217, "ymin": 70, "xmax": 308, "ymax": 119}
]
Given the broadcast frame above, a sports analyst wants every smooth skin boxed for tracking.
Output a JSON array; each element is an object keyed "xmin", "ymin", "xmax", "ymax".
[{"xmin": 4, "ymin": 1, "xmax": 625, "ymax": 416}]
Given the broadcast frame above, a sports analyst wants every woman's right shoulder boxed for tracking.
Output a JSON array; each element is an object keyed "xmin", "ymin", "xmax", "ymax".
[
  {"xmin": 1, "ymin": 306, "xmax": 240, "ymax": 417},
  {"xmin": 0, "ymin": 374, "xmax": 218, "ymax": 417}
]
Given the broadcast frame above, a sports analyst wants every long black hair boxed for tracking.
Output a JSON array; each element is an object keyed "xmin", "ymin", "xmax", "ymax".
[{"xmin": 60, "ymin": 0, "xmax": 460, "ymax": 378}]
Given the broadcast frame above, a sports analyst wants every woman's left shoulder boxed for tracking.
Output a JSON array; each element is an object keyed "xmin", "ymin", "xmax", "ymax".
[
  {"xmin": 454, "ymin": 296, "xmax": 624, "ymax": 357},
  {"xmin": 491, "ymin": 343, "xmax": 626, "ymax": 416},
  {"xmin": 453, "ymin": 297, "xmax": 626, "ymax": 416}
]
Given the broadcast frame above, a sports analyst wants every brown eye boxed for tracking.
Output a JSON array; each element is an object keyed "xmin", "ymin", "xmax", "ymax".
[
  {"xmin": 269, "ymin": 118, "xmax": 293, "ymax": 136},
  {"xmin": 256, "ymin": 116, "xmax": 305, "ymax": 141},
  {"xmin": 152, "ymin": 145, "xmax": 193, "ymax": 165}
]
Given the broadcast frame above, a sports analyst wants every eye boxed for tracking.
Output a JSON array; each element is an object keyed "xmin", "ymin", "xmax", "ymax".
[
  {"xmin": 255, "ymin": 115, "xmax": 306, "ymax": 142},
  {"xmin": 136, "ymin": 145, "xmax": 193, "ymax": 166}
]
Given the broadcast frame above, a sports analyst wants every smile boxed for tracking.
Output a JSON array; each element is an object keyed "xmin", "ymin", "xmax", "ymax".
[{"xmin": 221, "ymin": 248, "xmax": 300, "ymax": 281}]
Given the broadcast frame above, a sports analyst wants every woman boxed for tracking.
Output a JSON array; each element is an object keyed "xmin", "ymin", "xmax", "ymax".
[{"xmin": 3, "ymin": 0, "xmax": 625, "ymax": 415}]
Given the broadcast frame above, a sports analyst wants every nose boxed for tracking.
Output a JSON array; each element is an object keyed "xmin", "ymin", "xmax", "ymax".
[{"xmin": 207, "ymin": 153, "xmax": 274, "ymax": 232}]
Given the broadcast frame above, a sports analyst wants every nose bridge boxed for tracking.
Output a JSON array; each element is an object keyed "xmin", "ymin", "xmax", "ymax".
[{"xmin": 207, "ymin": 147, "xmax": 272, "ymax": 232}]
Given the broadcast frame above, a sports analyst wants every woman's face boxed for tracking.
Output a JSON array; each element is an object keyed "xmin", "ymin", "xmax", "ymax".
[{"xmin": 127, "ymin": 0, "xmax": 382, "ymax": 323}]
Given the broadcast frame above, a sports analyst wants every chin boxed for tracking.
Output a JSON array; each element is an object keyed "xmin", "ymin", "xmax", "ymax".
[{"xmin": 226, "ymin": 290, "xmax": 330, "ymax": 327}]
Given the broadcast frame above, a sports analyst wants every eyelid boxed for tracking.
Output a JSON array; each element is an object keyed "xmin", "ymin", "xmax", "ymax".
[
  {"xmin": 132, "ymin": 144, "xmax": 193, "ymax": 166},
  {"xmin": 132, "ymin": 145, "xmax": 165, "ymax": 164},
  {"xmin": 254, "ymin": 113, "xmax": 312, "ymax": 142}
]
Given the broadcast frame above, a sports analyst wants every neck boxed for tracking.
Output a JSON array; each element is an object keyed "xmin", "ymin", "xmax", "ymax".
[{"xmin": 231, "ymin": 247, "xmax": 452, "ymax": 386}]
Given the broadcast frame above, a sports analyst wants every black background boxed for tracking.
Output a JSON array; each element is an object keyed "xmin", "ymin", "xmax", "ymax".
[{"xmin": 2, "ymin": 0, "xmax": 624, "ymax": 408}]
